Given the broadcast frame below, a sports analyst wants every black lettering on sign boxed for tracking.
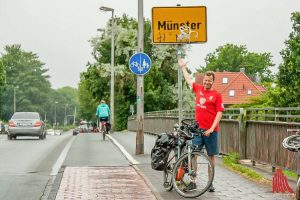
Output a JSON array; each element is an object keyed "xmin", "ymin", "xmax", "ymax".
[{"xmin": 157, "ymin": 21, "xmax": 202, "ymax": 30}]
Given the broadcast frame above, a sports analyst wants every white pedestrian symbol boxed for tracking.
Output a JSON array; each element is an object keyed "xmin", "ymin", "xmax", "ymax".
[
  {"xmin": 131, "ymin": 59, "xmax": 149, "ymax": 73},
  {"xmin": 129, "ymin": 53, "xmax": 151, "ymax": 75}
]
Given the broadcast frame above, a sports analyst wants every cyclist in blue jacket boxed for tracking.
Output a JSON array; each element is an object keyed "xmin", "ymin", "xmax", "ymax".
[{"xmin": 96, "ymin": 100, "xmax": 110, "ymax": 132}]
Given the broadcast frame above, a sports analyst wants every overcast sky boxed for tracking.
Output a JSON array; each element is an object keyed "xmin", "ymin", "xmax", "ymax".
[{"xmin": 0, "ymin": 0, "xmax": 299, "ymax": 89}]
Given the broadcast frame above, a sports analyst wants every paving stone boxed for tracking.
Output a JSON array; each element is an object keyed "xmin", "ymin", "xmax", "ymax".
[{"xmin": 55, "ymin": 166, "xmax": 157, "ymax": 200}]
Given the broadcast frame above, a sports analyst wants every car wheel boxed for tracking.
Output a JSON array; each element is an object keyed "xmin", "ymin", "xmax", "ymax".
[
  {"xmin": 44, "ymin": 133, "xmax": 47, "ymax": 139},
  {"xmin": 39, "ymin": 134, "xmax": 43, "ymax": 140}
]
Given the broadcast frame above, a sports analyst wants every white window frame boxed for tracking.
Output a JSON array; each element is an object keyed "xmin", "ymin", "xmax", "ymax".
[
  {"xmin": 229, "ymin": 90, "xmax": 235, "ymax": 97},
  {"xmin": 247, "ymin": 90, "xmax": 252, "ymax": 95},
  {"xmin": 222, "ymin": 77, "xmax": 228, "ymax": 84}
]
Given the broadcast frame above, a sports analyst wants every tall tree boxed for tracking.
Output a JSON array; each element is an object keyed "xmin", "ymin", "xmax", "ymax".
[
  {"xmin": 0, "ymin": 44, "xmax": 52, "ymax": 120},
  {"xmin": 198, "ymin": 44, "xmax": 274, "ymax": 82},
  {"xmin": 276, "ymin": 12, "xmax": 300, "ymax": 107},
  {"xmin": 52, "ymin": 87, "xmax": 78, "ymax": 126}
]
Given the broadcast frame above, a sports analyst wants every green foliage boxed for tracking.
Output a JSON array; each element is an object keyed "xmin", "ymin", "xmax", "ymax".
[
  {"xmin": 276, "ymin": 12, "xmax": 300, "ymax": 107},
  {"xmin": 223, "ymin": 152, "xmax": 240, "ymax": 164},
  {"xmin": 0, "ymin": 44, "xmax": 52, "ymax": 120},
  {"xmin": 54, "ymin": 87, "xmax": 78, "ymax": 126},
  {"xmin": 199, "ymin": 44, "xmax": 274, "ymax": 82},
  {"xmin": 223, "ymin": 153, "xmax": 266, "ymax": 182},
  {"xmin": 0, "ymin": 45, "xmax": 78, "ymax": 126},
  {"xmin": 78, "ymin": 15, "xmax": 180, "ymax": 130},
  {"xmin": 283, "ymin": 169, "xmax": 297, "ymax": 179}
]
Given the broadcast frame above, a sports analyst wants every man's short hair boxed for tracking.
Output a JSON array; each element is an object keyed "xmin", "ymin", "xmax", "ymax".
[
  {"xmin": 100, "ymin": 100, "xmax": 105, "ymax": 103},
  {"xmin": 204, "ymin": 71, "xmax": 215, "ymax": 81}
]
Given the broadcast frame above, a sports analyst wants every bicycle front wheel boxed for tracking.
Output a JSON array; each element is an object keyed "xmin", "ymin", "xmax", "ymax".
[{"xmin": 172, "ymin": 151, "xmax": 214, "ymax": 198}]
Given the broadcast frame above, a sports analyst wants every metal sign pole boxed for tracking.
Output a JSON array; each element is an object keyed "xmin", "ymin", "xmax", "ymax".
[{"xmin": 177, "ymin": 45, "xmax": 183, "ymax": 126}]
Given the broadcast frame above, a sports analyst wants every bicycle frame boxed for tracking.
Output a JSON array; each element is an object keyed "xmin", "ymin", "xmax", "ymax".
[
  {"xmin": 162, "ymin": 119, "xmax": 214, "ymax": 197},
  {"xmin": 101, "ymin": 121, "xmax": 107, "ymax": 141},
  {"xmin": 166, "ymin": 121, "xmax": 204, "ymax": 173}
]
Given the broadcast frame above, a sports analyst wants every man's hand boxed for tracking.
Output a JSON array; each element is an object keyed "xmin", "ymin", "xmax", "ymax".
[
  {"xmin": 178, "ymin": 58, "xmax": 188, "ymax": 69},
  {"xmin": 204, "ymin": 128, "xmax": 214, "ymax": 137},
  {"xmin": 178, "ymin": 58, "xmax": 193, "ymax": 87}
]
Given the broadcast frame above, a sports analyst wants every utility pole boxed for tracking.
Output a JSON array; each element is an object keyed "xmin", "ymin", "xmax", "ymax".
[{"xmin": 136, "ymin": 0, "xmax": 144, "ymax": 155}]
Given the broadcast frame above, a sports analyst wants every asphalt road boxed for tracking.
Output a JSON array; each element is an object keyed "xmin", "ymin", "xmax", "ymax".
[{"xmin": 0, "ymin": 132, "xmax": 73, "ymax": 200}]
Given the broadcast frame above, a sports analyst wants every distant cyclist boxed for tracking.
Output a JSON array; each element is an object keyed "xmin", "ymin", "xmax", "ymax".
[{"xmin": 96, "ymin": 100, "xmax": 110, "ymax": 132}]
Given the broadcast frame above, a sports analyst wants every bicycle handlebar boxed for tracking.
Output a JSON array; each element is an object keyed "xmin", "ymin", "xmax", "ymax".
[{"xmin": 177, "ymin": 119, "xmax": 203, "ymax": 140}]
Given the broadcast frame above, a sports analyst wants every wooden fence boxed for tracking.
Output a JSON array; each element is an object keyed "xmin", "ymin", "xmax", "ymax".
[{"xmin": 127, "ymin": 107, "xmax": 300, "ymax": 172}]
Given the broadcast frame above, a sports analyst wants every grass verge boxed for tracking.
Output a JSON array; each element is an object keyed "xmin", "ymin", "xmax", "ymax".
[
  {"xmin": 222, "ymin": 152, "xmax": 271, "ymax": 185},
  {"xmin": 283, "ymin": 169, "xmax": 297, "ymax": 180}
]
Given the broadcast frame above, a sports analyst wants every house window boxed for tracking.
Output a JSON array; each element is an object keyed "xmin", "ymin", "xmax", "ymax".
[
  {"xmin": 222, "ymin": 77, "xmax": 228, "ymax": 84},
  {"xmin": 229, "ymin": 90, "xmax": 235, "ymax": 97},
  {"xmin": 247, "ymin": 90, "xmax": 252, "ymax": 95}
]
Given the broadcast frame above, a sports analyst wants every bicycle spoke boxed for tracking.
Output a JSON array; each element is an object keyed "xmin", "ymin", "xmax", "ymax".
[{"xmin": 172, "ymin": 152, "xmax": 214, "ymax": 198}]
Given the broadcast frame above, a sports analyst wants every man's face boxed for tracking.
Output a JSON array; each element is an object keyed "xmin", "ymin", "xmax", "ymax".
[{"xmin": 203, "ymin": 75, "xmax": 214, "ymax": 90}]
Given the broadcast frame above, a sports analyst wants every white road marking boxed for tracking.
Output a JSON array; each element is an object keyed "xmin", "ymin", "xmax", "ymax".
[
  {"xmin": 50, "ymin": 136, "xmax": 75, "ymax": 175},
  {"xmin": 107, "ymin": 134, "xmax": 139, "ymax": 165}
]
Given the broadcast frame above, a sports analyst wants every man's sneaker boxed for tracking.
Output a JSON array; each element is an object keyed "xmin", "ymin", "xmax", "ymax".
[
  {"xmin": 183, "ymin": 182, "xmax": 197, "ymax": 192},
  {"xmin": 208, "ymin": 184, "xmax": 215, "ymax": 192}
]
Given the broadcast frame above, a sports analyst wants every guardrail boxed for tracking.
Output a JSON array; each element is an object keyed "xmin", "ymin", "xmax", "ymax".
[{"xmin": 128, "ymin": 107, "xmax": 300, "ymax": 172}]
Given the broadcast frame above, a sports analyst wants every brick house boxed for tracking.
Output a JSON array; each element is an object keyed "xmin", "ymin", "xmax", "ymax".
[{"xmin": 195, "ymin": 71, "xmax": 266, "ymax": 106}]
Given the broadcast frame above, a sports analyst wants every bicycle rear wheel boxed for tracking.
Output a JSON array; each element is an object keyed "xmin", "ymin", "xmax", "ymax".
[
  {"xmin": 172, "ymin": 151, "xmax": 214, "ymax": 198},
  {"xmin": 282, "ymin": 135, "xmax": 300, "ymax": 152},
  {"xmin": 103, "ymin": 126, "xmax": 107, "ymax": 141},
  {"xmin": 163, "ymin": 149, "xmax": 176, "ymax": 191}
]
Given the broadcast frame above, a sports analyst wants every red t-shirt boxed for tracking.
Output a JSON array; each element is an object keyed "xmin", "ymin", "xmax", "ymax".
[{"xmin": 193, "ymin": 83, "xmax": 224, "ymax": 131}]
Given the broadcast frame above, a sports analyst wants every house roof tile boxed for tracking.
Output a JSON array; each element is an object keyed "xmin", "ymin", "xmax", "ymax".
[{"xmin": 195, "ymin": 72, "xmax": 266, "ymax": 105}]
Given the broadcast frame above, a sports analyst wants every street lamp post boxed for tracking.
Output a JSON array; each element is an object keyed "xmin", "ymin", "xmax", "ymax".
[
  {"xmin": 54, "ymin": 101, "xmax": 58, "ymax": 128},
  {"xmin": 73, "ymin": 106, "xmax": 76, "ymax": 125},
  {"xmin": 99, "ymin": 6, "xmax": 115, "ymax": 133}
]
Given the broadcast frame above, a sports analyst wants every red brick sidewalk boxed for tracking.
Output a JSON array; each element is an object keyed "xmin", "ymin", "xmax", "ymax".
[{"xmin": 55, "ymin": 166, "xmax": 158, "ymax": 200}]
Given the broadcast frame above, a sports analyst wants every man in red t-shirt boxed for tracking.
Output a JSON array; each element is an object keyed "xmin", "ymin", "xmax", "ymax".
[{"xmin": 178, "ymin": 58, "xmax": 224, "ymax": 192}]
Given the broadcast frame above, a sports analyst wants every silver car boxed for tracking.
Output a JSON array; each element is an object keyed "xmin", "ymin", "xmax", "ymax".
[{"xmin": 8, "ymin": 112, "xmax": 46, "ymax": 140}]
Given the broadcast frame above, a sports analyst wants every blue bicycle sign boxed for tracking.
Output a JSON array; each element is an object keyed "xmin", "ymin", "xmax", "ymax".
[{"xmin": 129, "ymin": 52, "xmax": 152, "ymax": 75}]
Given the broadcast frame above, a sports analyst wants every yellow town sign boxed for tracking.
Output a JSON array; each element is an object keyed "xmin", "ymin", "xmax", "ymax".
[{"xmin": 152, "ymin": 6, "xmax": 207, "ymax": 44}]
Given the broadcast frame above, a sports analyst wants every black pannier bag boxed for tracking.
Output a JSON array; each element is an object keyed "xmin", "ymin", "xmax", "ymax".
[{"xmin": 151, "ymin": 133, "xmax": 176, "ymax": 171}]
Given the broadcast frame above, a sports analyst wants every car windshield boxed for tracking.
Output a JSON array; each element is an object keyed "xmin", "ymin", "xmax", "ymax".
[{"xmin": 12, "ymin": 112, "xmax": 40, "ymax": 119}]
